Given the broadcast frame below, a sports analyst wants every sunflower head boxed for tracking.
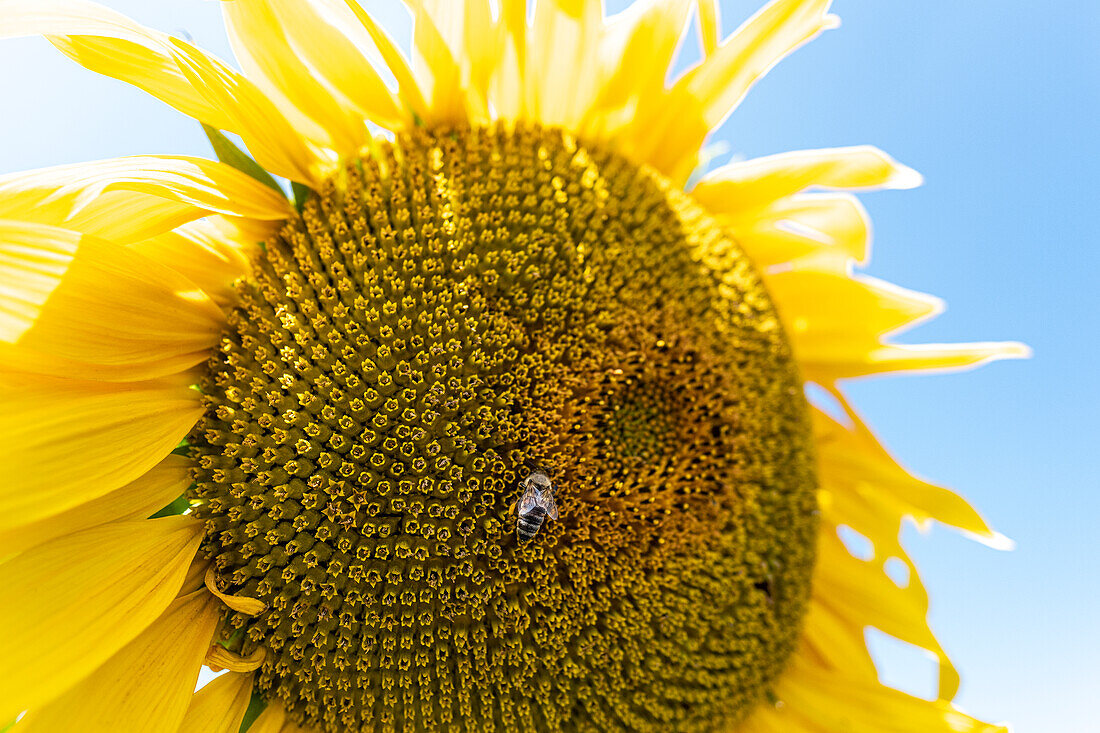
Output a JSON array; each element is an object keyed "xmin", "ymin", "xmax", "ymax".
[
  {"xmin": 0, "ymin": 1, "xmax": 1024, "ymax": 732},
  {"xmin": 189, "ymin": 124, "xmax": 817, "ymax": 730}
]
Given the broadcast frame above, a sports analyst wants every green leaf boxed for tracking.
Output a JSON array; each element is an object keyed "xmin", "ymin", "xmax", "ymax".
[
  {"xmin": 202, "ymin": 124, "xmax": 284, "ymax": 195},
  {"xmin": 291, "ymin": 181, "xmax": 311, "ymax": 213},
  {"xmin": 149, "ymin": 494, "xmax": 190, "ymax": 518},
  {"xmin": 239, "ymin": 688, "xmax": 267, "ymax": 732}
]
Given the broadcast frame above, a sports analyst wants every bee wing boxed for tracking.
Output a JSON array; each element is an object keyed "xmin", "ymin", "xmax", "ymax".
[
  {"xmin": 538, "ymin": 490, "xmax": 559, "ymax": 520},
  {"xmin": 517, "ymin": 484, "xmax": 540, "ymax": 516}
]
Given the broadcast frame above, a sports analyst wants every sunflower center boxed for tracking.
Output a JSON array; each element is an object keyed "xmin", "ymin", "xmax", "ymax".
[{"xmin": 189, "ymin": 124, "xmax": 817, "ymax": 732}]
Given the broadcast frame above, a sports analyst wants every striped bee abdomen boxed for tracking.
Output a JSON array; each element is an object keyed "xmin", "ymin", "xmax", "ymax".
[{"xmin": 517, "ymin": 505, "xmax": 547, "ymax": 542}]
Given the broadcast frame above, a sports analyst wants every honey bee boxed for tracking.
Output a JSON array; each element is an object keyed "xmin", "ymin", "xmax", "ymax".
[{"xmin": 514, "ymin": 469, "xmax": 559, "ymax": 543}]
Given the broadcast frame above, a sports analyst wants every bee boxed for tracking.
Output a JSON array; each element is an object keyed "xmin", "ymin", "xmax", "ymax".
[{"xmin": 514, "ymin": 469, "xmax": 559, "ymax": 543}]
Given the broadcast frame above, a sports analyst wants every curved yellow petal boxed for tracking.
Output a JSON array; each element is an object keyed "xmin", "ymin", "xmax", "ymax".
[
  {"xmin": 581, "ymin": 0, "xmax": 696, "ymax": 140},
  {"xmin": 0, "ymin": 0, "xmax": 318, "ymax": 184},
  {"xmin": 744, "ymin": 652, "xmax": 1008, "ymax": 733},
  {"xmin": 810, "ymin": 341, "xmax": 1032, "ymax": 381},
  {"xmin": 0, "ymin": 0, "xmax": 234, "ymax": 126},
  {"xmin": 178, "ymin": 671, "xmax": 254, "ymax": 733},
  {"xmin": 264, "ymin": 0, "xmax": 408, "ymax": 131},
  {"xmin": 0, "ymin": 372, "xmax": 202, "ymax": 530},
  {"xmin": 339, "ymin": 0, "xmax": 428, "ymax": 121},
  {"xmin": 407, "ymin": 0, "xmax": 469, "ymax": 123},
  {"xmin": 687, "ymin": 0, "xmax": 838, "ymax": 126},
  {"xmin": 723, "ymin": 192, "xmax": 871, "ymax": 267},
  {"xmin": 0, "ymin": 517, "xmax": 202, "ymax": 721},
  {"xmin": 412, "ymin": 0, "xmax": 499, "ymax": 123},
  {"xmin": 766, "ymin": 261, "xmax": 1028, "ymax": 380},
  {"xmin": 0, "ymin": 155, "xmax": 292, "ymax": 243},
  {"xmin": 221, "ymin": 0, "xmax": 372, "ymax": 153},
  {"xmin": 815, "ymin": 530, "xmax": 960, "ymax": 699},
  {"xmin": 806, "ymin": 390, "xmax": 1019, "ymax": 712},
  {"xmin": 205, "ymin": 566, "xmax": 268, "ymax": 616},
  {"xmin": 181, "ymin": 556, "xmax": 214, "ymax": 598},
  {"xmin": 766, "ymin": 264, "xmax": 942, "ymax": 341},
  {"xmin": 0, "ymin": 220, "xmax": 224, "ymax": 381},
  {"xmin": 813, "ymin": 401, "xmax": 1010, "ymax": 543},
  {"xmin": 15, "ymin": 590, "xmax": 222, "ymax": 733},
  {"xmin": 798, "ymin": 592, "xmax": 878, "ymax": 678},
  {"xmin": 526, "ymin": 0, "xmax": 603, "ymax": 129},
  {"xmin": 129, "ymin": 217, "xmax": 255, "ymax": 308},
  {"xmin": 693, "ymin": 145, "xmax": 922, "ymax": 213},
  {"xmin": 0, "ymin": 454, "xmax": 191, "ymax": 557},
  {"xmin": 625, "ymin": 0, "xmax": 838, "ymax": 181},
  {"xmin": 205, "ymin": 645, "xmax": 266, "ymax": 673},
  {"xmin": 3, "ymin": 188, "xmax": 195, "ymax": 246},
  {"xmin": 489, "ymin": 0, "xmax": 528, "ymax": 119}
]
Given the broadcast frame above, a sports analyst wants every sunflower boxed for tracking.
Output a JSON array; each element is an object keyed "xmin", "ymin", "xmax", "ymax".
[{"xmin": 0, "ymin": 0, "xmax": 1024, "ymax": 731}]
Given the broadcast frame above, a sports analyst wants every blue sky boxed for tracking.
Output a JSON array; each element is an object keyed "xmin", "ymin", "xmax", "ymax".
[{"xmin": 1, "ymin": 2, "xmax": 1095, "ymax": 731}]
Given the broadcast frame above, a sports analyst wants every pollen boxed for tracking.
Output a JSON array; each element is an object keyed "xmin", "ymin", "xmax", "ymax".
[{"xmin": 188, "ymin": 124, "xmax": 817, "ymax": 732}]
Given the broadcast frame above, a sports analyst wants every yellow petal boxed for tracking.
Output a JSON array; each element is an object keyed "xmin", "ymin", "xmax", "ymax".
[
  {"xmin": 205, "ymin": 645, "xmax": 266, "ymax": 673},
  {"xmin": 0, "ymin": 220, "xmax": 225, "ymax": 381},
  {"xmin": 265, "ymin": 0, "xmax": 408, "ymax": 130},
  {"xmin": 0, "ymin": 155, "xmax": 292, "ymax": 243},
  {"xmin": 129, "ymin": 217, "xmax": 254, "ymax": 308},
  {"xmin": 0, "ymin": 0, "xmax": 318, "ymax": 183},
  {"xmin": 761, "ymin": 647, "xmax": 1007, "ymax": 726},
  {"xmin": 402, "ymin": 0, "xmax": 489, "ymax": 116},
  {"xmin": 0, "ymin": 372, "xmax": 202, "ymax": 530},
  {"xmin": 766, "ymin": 264, "xmax": 941, "ymax": 341},
  {"xmin": 693, "ymin": 145, "xmax": 922, "ymax": 213},
  {"xmin": 0, "ymin": 454, "xmax": 192, "ymax": 557},
  {"xmin": 415, "ymin": 0, "xmax": 498, "ymax": 120},
  {"xmin": 205, "ymin": 566, "xmax": 267, "ymax": 616},
  {"xmin": 458, "ymin": 1, "xmax": 503, "ymax": 112},
  {"xmin": 178, "ymin": 672, "xmax": 254, "ymax": 733},
  {"xmin": 581, "ymin": 0, "xmax": 696, "ymax": 140},
  {"xmin": 695, "ymin": 0, "xmax": 721, "ymax": 55},
  {"xmin": 744, "ymin": 652, "xmax": 1008, "ymax": 733},
  {"xmin": 181, "ymin": 556, "xmax": 214, "ymax": 597},
  {"xmin": 723, "ymin": 192, "xmax": 871, "ymax": 267},
  {"xmin": 248, "ymin": 701, "xmax": 287, "ymax": 733},
  {"xmin": 766, "ymin": 260, "xmax": 1030, "ymax": 380},
  {"xmin": 489, "ymin": 0, "xmax": 528, "ymax": 119},
  {"xmin": 221, "ymin": 0, "xmax": 372, "ymax": 153},
  {"xmin": 798, "ymin": 593, "xmax": 878, "ymax": 678},
  {"xmin": 171, "ymin": 37, "xmax": 324, "ymax": 184},
  {"xmin": 219, "ymin": 212, "xmax": 281, "ymax": 244},
  {"xmin": 626, "ymin": 0, "xmax": 838, "ymax": 181},
  {"xmin": 810, "ymin": 341, "xmax": 1033, "ymax": 381},
  {"xmin": 15, "ymin": 590, "xmax": 222, "ymax": 733},
  {"xmin": 806, "ymin": 391, "xmax": 1019, "ymax": 707},
  {"xmin": 526, "ymin": 0, "xmax": 604, "ymax": 129},
  {"xmin": 339, "ymin": 0, "xmax": 428, "ymax": 120},
  {"xmin": 406, "ymin": 0, "xmax": 469, "ymax": 123},
  {"xmin": 686, "ymin": 0, "xmax": 837, "ymax": 128},
  {"xmin": 0, "ymin": 0, "xmax": 234, "ymax": 127},
  {"xmin": 0, "ymin": 517, "xmax": 202, "ymax": 720},
  {"xmin": 813, "ymin": 401, "xmax": 1008, "ymax": 543},
  {"xmin": 815, "ymin": 530, "xmax": 960, "ymax": 699}
]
